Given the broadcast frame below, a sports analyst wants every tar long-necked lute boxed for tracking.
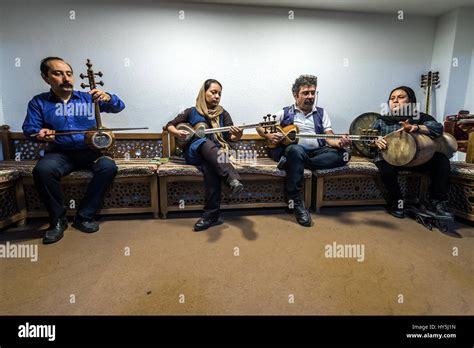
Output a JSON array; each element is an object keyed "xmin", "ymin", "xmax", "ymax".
[
  {"xmin": 421, "ymin": 71, "xmax": 439, "ymax": 115},
  {"xmin": 268, "ymin": 123, "xmax": 456, "ymax": 166},
  {"xmin": 175, "ymin": 114, "xmax": 277, "ymax": 147},
  {"xmin": 266, "ymin": 124, "xmax": 382, "ymax": 148},
  {"xmin": 30, "ymin": 59, "xmax": 148, "ymax": 150}
]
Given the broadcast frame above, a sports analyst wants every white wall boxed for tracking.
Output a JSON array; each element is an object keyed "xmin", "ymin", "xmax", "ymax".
[
  {"xmin": 460, "ymin": 8, "xmax": 474, "ymax": 112},
  {"xmin": 0, "ymin": 22, "xmax": 5, "ymax": 160},
  {"xmin": 430, "ymin": 7, "xmax": 474, "ymax": 119},
  {"xmin": 0, "ymin": 0, "xmax": 437, "ymax": 135},
  {"xmin": 445, "ymin": 8, "xmax": 474, "ymax": 116},
  {"xmin": 465, "ymin": 50, "xmax": 474, "ymax": 111},
  {"xmin": 430, "ymin": 9, "xmax": 458, "ymax": 119}
]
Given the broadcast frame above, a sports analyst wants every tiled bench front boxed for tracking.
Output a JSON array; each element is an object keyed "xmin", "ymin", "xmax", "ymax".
[
  {"xmin": 0, "ymin": 169, "xmax": 27, "ymax": 229},
  {"xmin": 312, "ymin": 158, "xmax": 429, "ymax": 212},
  {"xmin": 157, "ymin": 157, "xmax": 312, "ymax": 218}
]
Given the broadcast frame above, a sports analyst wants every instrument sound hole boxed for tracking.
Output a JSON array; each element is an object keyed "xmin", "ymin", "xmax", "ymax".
[{"xmin": 92, "ymin": 133, "xmax": 113, "ymax": 149}]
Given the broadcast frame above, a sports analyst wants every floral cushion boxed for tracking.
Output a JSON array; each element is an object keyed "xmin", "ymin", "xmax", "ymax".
[
  {"xmin": 450, "ymin": 161, "xmax": 474, "ymax": 180},
  {"xmin": 314, "ymin": 157, "xmax": 474, "ymax": 178},
  {"xmin": 313, "ymin": 161, "xmax": 379, "ymax": 177},
  {"xmin": 0, "ymin": 160, "xmax": 158, "ymax": 178},
  {"xmin": 311, "ymin": 156, "xmax": 374, "ymax": 176},
  {"xmin": 158, "ymin": 158, "xmax": 312, "ymax": 178},
  {"xmin": 0, "ymin": 169, "xmax": 20, "ymax": 184}
]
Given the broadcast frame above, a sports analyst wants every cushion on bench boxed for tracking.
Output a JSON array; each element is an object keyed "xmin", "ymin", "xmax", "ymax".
[
  {"xmin": 157, "ymin": 158, "xmax": 312, "ymax": 178},
  {"xmin": 0, "ymin": 160, "xmax": 158, "ymax": 178},
  {"xmin": 313, "ymin": 160, "xmax": 379, "ymax": 177},
  {"xmin": 0, "ymin": 169, "xmax": 20, "ymax": 184},
  {"xmin": 313, "ymin": 157, "xmax": 473, "ymax": 177},
  {"xmin": 450, "ymin": 161, "xmax": 474, "ymax": 180}
]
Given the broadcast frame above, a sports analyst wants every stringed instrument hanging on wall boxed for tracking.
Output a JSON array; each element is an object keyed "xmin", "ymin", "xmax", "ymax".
[{"xmin": 420, "ymin": 71, "xmax": 439, "ymax": 115}]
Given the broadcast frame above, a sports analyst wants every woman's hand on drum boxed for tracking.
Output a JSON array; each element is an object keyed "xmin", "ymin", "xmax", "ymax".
[
  {"xmin": 399, "ymin": 119, "xmax": 419, "ymax": 133},
  {"xmin": 375, "ymin": 138, "xmax": 387, "ymax": 150}
]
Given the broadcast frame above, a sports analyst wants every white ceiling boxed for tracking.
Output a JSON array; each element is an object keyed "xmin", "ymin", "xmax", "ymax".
[{"xmin": 170, "ymin": 0, "xmax": 474, "ymax": 17}]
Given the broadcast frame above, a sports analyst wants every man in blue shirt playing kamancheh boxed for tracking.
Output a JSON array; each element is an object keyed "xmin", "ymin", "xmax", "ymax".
[{"xmin": 22, "ymin": 57, "xmax": 126, "ymax": 244}]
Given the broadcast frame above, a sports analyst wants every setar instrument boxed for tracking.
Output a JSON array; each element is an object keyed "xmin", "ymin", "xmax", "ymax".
[
  {"xmin": 265, "ymin": 124, "xmax": 381, "ymax": 149},
  {"xmin": 175, "ymin": 114, "xmax": 277, "ymax": 148}
]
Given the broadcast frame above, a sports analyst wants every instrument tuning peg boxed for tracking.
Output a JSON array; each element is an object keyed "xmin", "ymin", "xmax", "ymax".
[
  {"xmin": 80, "ymin": 73, "xmax": 86, "ymax": 79},
  {"xmin": 80, "ymin": 83, "xmax": 90, "ymax": 89},
  {"xmin": 96, "ymin": 81, "xmax": 104, "ymax": 86},
  {"xmin": 263, "ymin": 115, "xmax": 267, "ymax": 122},
  {"xmin": 86, "ymin": 59, "xmax": 92, "ymax": 68},
  {"xmin": 95, "ymin": 71, "xmax": 103, "ymax": 77}
]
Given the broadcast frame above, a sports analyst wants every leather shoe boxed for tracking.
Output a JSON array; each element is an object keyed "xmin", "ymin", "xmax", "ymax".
[
  {"xmin": 193, "ymin": 217, "xmax": 223, "ymax": 232},
  {"xmin": 426, "ymin": 200, "xmax": 454, "ymax": 219},
  {"xmin": 229, "ymin": 179, "xmax": 244, "ymax": 195},
  {"xmin": 293, "ymin": 198, "xmax": 312, "ymax": 227},
  {"xmin": 43, "ymin": 216, "xmax": 68, "ymax": 244},
  {"xmin": 72, "ymin": 216, "xmax": 99, "ymax": 233},
  {"xmin": 388, "ymin": 207, "xmax": 405, "ymax": 219}
]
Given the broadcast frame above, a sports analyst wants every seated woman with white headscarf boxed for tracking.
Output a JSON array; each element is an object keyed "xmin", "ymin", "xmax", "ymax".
[{"xmin": 167, "ymin": 79, "xmax": 244, "ymax": 231}]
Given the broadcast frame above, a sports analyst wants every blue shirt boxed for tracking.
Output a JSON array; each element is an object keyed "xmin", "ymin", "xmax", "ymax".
[{"xmin": 22, "ymin": 90, "xmax": 125, "ymax": 150}]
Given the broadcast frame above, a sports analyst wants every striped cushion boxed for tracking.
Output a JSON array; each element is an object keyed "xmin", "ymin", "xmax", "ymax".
[
  {"xmin": 0, "ymin": 169, "xmax": 20, "ymax": 184},
  {"xmin": 158, "ymin": 158, "xmax": 312, "ymax": 178},
  {"xmin": 451, "ymin": 161, "xmax": 474, "ymax": 180},
  {"xmin": 0, "ymin": 160, "xmax": 158, "ymax": 178}
]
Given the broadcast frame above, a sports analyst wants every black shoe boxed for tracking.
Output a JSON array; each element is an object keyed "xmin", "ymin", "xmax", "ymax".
[
  {"xmin": 193, "ymin": 217, "xmax": 223, "ymax": 232},
  {"xmin": 72, "ymin": 216, "xmax": 99, "ymax": 233},
  {"xmin": 43, "ymin": 216, "xmax": 68, "ymax": 244},
  {"xmin": 426, "ymin": 200, "xmax": 454, "ymax": 219},
  {"xmin": 293, "ymin": 198, "xmax": 312, "ymax": 227},
  {"xmin": 387, "ymin": 198, "xmax": 405, "ymax": 219},
  {"xmin": 277, "ymin": 156, "xmax": 287, "ymax": 170},
  {"xmin": 229, "ymin": 179, "xmax": 244, "ymax": 195},
  {"xmin": 388, "ymin": 207, "xmax": 405, "ymax": 219}
]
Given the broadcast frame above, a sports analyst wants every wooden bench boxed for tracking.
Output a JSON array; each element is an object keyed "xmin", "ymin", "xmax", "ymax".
[
  {"xmin": 2, "ymin": 124, "xmax": 472, "ymax": 223},
  {"xmin": 0, "ymin": 169, "xmax": 27, "ymax": 230},
  {"xmin": 158, "ymin": 131, "xmax": 312, "ymax": 218},
  {"xmin": 0, "ymin": 125, "xmax": 163, "ymax": 219},
  {"xmin": 312, "ymin": 155, "xmax": 474, "ymax": 222},
  {"xmin": 448, "ymin": 162, "xmax": 474, "ymax": 221},
  {"xmin": 312, "ymin": 157, "xmax": 429, "ymax": 212}
]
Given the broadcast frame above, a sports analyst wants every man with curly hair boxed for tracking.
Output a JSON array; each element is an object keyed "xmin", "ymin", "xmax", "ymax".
[{"xmin": 258, "ymin": 75, "xmax": 351, "ymax": 227}]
